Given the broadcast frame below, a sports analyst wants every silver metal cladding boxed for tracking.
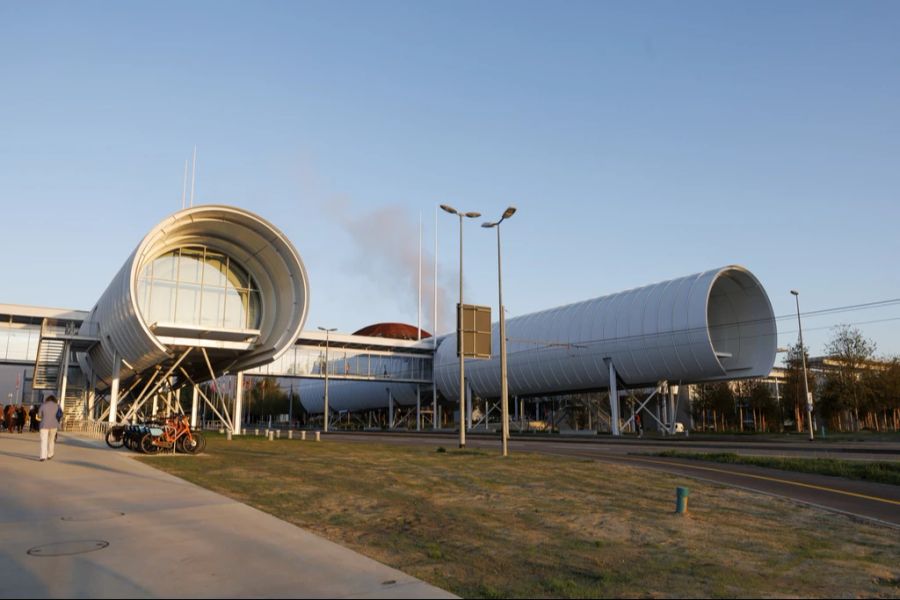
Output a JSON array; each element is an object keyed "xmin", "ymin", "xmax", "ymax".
[
  {"xmin": 433, "ymin": 265, "xmax": 777, "ymax": 399},
  {"xmin": 77, "ymin": 205, "xmax": 309, "ymax": 388}
]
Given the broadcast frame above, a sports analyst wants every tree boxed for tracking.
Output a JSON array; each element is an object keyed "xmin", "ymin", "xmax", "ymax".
[
  {"xmin": 747, "ymin": 379, "xmax": 777, "ymax": 432},
  {"xmin": 823, "ymin": 325, "xmax": 876, "ymax": 431},
  {"xmin": 865, "ymin": 357, "xmax": 900, "ymax": 432},
  {"xmin": 246, "ymin": 377, "xmax": 289, "ymax": 423},
  {"xmin": 692, "ymin": 384, "xmax": 714, "ymax": 431}
]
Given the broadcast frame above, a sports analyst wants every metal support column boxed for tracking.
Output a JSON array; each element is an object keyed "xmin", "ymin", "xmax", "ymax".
[
  {"xmin": 388, "ymin": 388, "xmax": 394, "ymax": 429},
  {"xmin": 608, "ymin": 360, "xmax": 620, "ymax": 436},
  {"xmin": 668, "ymin": 385, "xmax": 677, "ymax": 434},
  {"xmin": 108, "ymin": 349, "xmax": 121, "ymax": 424},
  {"xmin": 190, "ymin": 385, "xmax": 199, "ymax": 429},
  {"xmin": 416, "ymin": 386, "xmax": 421, "ymax": 431},
  {"xmin": 57, "ymin": 342, "xmax": 70, "ymax": 413},
  {"xmin": 234, "ymin": 372, "xmax": 244, "ymax": 435},
  {"xmin": 87, "ymin": 375, "xmax": 96, "ymax": 421},
  {"xmin": 661, "ymin": 386, "xmax": 669, "ymax": 434},
  {"xmin": 656, "ymin": 394, "xmax": 663, "ymax": 434},
  {"xmin": 465, "ymin": 380, "xmax": 473, "ymax": 431}
]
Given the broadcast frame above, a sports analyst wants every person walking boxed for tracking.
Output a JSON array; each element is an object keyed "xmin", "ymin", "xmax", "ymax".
[
  {"xmin": 29, "ymin": 404, "xmax": 40, "ymax": 432},
  {"xmin": 635, "ymin": 412, "xmax": 643, "ymax": 438},
  {"xmin": 38, "ymin": 395, "xmax": 60, "ymax": 462}
]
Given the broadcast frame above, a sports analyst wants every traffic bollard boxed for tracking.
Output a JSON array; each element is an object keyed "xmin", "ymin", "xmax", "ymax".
[{"xmin": 676, "ymin": 487, "xmax": 690, "ymax": 514}]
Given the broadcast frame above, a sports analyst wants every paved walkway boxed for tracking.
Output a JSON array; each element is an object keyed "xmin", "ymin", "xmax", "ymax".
[{"xmin": 0, "ymin": 432, "xmax": 456, "ymax": 599}]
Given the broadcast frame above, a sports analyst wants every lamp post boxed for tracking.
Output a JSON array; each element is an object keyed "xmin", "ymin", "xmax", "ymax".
[
  {"xmin": 790, "ymin": 290, "xmax": 814, "ymax": 441},
  {"xmin": 440, "ymin": 204, "xmax": 481, "ymax": 449},
  {"xmin": 318, "ymin": 326, "xmax": 337, "ymax": 433},
  {"xmin": 482, "ymin": 206, "xmax": 516, "ymax": 457}
]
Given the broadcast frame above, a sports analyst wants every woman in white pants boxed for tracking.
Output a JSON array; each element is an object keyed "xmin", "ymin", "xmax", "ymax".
[{"xmin": 38, "ymin": 395, "xmax": 60, "ymax": 461}]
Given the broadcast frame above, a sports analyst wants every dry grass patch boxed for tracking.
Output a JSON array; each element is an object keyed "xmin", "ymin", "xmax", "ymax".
[{"xmin": 140, "ymin": 436, "xmax": 900, "ymax": 599}]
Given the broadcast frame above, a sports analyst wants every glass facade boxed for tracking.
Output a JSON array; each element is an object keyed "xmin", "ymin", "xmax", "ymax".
[
  {"xmin": 137, "ymin": 246, "xmax": 261, "ymax": 330},
  {"xmin": 249, "ymin": 347, "xmax": 432, "ymax": 383},
  {"xmin": 0, "ymin": 322, "xmax": 41, "ymax": 362}
]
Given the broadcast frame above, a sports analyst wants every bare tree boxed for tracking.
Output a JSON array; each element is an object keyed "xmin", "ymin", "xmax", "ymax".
[{"xmin": 824, "ymin": 325, "xmax": 876, "ymax": 431}]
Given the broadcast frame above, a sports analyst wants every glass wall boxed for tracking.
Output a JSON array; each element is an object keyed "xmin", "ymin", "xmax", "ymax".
[
  {"xmin": 137, "ymin": 246, "xmax": 261, "ymax": 330},
  {"xmin": 0, "ymin": 322, "xmax": 41, "ymax": 362}
]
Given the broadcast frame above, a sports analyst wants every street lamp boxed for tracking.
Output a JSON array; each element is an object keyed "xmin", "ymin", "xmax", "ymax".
[
  {"xmin": 318, "ymin": 326, "xmax": 337, "ymax": 433},
  {"xmin": 790, "ymin": 290, "xmax": 814, "ymax": 441},
  {"xmin": 482, "ymin": 206, "xmax": 516, "ymax": 457},
  {"xmin": 440, "ymin": 203, "xmax": 481, "ymax": 449}
]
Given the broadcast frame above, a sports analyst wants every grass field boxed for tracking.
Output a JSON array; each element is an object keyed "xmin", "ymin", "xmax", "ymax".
[
  {"xmin": 652, "ymin": 451, "xmax": 900, "ymax": 486},
  {"xmin": 140, "ymin": 436, "xmax": 900, "ymax": 598}
]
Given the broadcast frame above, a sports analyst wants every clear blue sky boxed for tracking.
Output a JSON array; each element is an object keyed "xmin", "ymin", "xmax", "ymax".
[{"xmin": 1, "ymin": 0, "xmax": 899, "ymax": 360}]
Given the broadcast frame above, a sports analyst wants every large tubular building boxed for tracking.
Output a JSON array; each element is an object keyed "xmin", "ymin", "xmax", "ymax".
[
  {"xmin": 75, "ymin": 205, "xmax": 309, "ymax": 430},
  {"xmin": 432, "ymin": 265, "xmax": 777, "ymax": 434},
  {"xmin": 434, "ymin": 265, "xmax": 776, "ymax": 397},
  {"xmin": 0, "ymin": 205, "xmax": 778, "ymax": 436},
  {"xmin": 294, "ymin": 266, "xmax": 777, "ymax": 433}
]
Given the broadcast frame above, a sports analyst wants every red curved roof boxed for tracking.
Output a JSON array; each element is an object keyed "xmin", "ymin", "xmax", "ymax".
[{"xmin": 353, "ymin": 322, "xmax": 431, "ymax": 340}]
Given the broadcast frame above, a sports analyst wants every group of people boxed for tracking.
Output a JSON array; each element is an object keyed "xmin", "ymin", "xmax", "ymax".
[
  {"xmin": 1, "ymin": 404, "xmax": 42, "ymax": 433},
  {"xmin": 1, "ymin": 396, "xmax": 63, "ymax": 461}
]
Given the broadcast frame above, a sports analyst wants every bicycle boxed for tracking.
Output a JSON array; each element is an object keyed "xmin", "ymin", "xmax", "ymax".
[{"xmin": 139, "ymin": 415, "xmax": 206, "ymax": 455}]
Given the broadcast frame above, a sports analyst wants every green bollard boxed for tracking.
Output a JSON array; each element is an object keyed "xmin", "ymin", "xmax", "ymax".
[{"xmin": 676, "ymin": 487, "xmax": 690, "ymax": 514}]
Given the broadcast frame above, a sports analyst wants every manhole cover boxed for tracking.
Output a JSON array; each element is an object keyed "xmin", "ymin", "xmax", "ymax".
[
  {"xmin": 27, "ymin": 540, "xmax": 109, "ymax": 557},
  {"xmin": 61, "ymin": 510, "xmax": 125, "ymax": 522}
]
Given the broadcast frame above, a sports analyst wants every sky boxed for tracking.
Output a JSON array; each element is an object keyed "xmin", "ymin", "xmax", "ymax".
[{"xmin": 1, "ymin": 0, "xmax": 899, "ymax": 362}]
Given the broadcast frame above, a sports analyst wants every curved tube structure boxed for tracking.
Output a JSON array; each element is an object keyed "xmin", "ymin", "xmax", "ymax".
[
  {"xmin": 434, "ymin": 265, "xmax": 776, "ymax": 399},
  {"xmin": 296, "ymin": 380, "xmax": 420, "ymax": 414},
  {"xmin": 78, "ymin": 205, "xmax": 309, "ymax": 388}
]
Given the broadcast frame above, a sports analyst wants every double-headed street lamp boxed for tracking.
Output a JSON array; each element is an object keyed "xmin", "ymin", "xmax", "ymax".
[
  {"xmin": 790, "ymin": 290, "xmax": 814, "ymax": 441},
  {"xmin": 483, "ymin": 206, "xmax": 516, "ymax": 457},
  {"xmin": 440, "ymin": 204, "xmax": 481, "ymax": 449},
  {"xmin": 318, "ymin": 326, "xmax": 337, "ymax": 433}
]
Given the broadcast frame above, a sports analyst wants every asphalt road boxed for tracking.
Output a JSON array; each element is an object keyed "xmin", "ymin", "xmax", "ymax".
[{"xmin": 326, "ymin": 431, "xmax": 900, "ymax": 528}]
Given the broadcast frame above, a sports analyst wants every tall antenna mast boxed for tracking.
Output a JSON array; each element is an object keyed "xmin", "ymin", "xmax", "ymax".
[
  {"xmin": 418, "ymin": 212, "xmax": 422, "ymax": 341},
  {"xmin": 432, "ymin": 205, "xmax": 438, "ymax": 430},
  {"xmin": 190, "ymin": 145, "xmax": 197, "ymax": 207},
  {"xmin": 433, "ymin": 205, "xmax": 438, "ymax": 342},
  {"xmin": 181, "ymin": 159, "xmax": 188, "ymax": 209}
]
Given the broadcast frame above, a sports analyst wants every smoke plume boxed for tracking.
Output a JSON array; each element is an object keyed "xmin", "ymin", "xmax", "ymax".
[{"xmin": 328, "ymin": 199, "xmax": 456, "ymax": 335}]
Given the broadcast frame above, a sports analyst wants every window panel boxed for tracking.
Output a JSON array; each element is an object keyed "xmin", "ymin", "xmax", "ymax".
[
  {"xmin": 179, "ymin": 249, "xmax": 204, "ymax": 284},
  {"xmin": 200, "ymin": 287, "xmax": 226, "ymax": 327},
  {"xmin": 223, "ymin": 287, "xmax": 244, "ymax": 329},
  {"xmin": 153, "ymin": 253, "xmax": 178, "ymax": 281},
  {"xmin": 203, "ymin": 253, "xmax": 227, "ymax": 287},
  {"xmin": 175, "ymin": 283, "xmax": 202, "ymax": 326},
  {"xmin": 148, "ymin": 280, "xmax": 177, "ymax": 324},
  {"xmin": 247, "ymin": 292, "xmax": 261, "ymax": 329},
  {"xmin": 137, "ymin": 245, "xmax": 261, "ymax": 331}
]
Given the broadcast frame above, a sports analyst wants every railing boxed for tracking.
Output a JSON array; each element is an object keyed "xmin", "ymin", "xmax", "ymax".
[{"xmin": 62, "ymin": 419, "xmax": 109, "ymax": 440}]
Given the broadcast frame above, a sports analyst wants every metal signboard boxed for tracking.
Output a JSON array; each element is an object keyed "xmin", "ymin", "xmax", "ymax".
[{"xmin": 457, "ymin": 303, "xmax": 491, "ymax": 359}]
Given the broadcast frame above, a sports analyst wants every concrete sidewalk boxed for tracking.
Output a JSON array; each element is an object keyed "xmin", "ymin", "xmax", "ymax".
[{"xmin": 0, "ymin": 432, "xmax": 456, "ymax": 599}]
